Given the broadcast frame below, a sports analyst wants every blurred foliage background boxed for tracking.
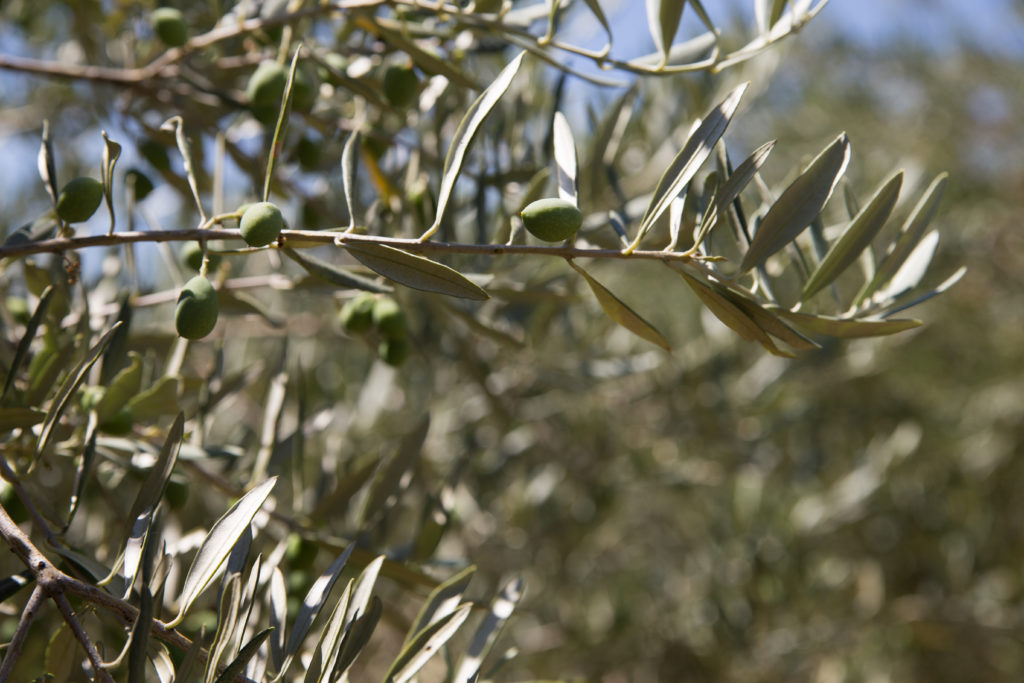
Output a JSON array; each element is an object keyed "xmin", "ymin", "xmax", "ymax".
[{"xmin": 1, "ymin": 0, "xmax": 1022, "ymax": 681}]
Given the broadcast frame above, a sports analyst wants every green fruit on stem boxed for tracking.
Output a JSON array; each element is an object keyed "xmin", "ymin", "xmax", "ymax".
[
  {"xmin": 246, "ymin": 60, "xmax": 288, "ymax": 124},
  {"xmin": 180, "ymin": 241, "xmax": 222, "ymax": 272},
  {"xmin": 371, "ymin": 296, "xmax": 406, "ymax": 337},
  {"xmin": 285, "ymin": 533, "xmax": 319, "ymax": 570},
  {"xmin": 383, "ymin": 64, "xmax": 419, "ymax": 109},
  {"xmin": 56, "ymin": 177, "xmax": 104, "ymax": 223},
  {"xmin": 175, "ymin": 275, "xmax": 219, "ymax": 339},
  {"xmin": 339, "ymin": 292, "xmax": 376, "ymax": 334},
  {"xmin": 240, "ymin": 202, "xmax": 284, "ymax": 247},
  {"xmin": 378, "ymin": 335, "xmax": 410, "ymax": 367},
  {"xmin": 152, "ymin": 7, "xmax": 188, "ymax": 47},
  {"xmin": 521, "ymin": 197, "xmax": 583, "ymax": 242},
  {"xmin": 124, "ymin": 168, "xmax": 154, "ymax": 200}
]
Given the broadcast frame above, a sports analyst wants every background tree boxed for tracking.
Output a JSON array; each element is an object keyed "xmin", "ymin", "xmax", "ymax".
[{"xmin": 1, "ymin": 0, "xmax": 1013, "ymax": 681}]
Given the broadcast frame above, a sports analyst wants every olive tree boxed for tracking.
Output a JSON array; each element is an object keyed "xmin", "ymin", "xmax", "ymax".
[{"xmin": 0, "ymin": 0, "xmax": 960, "ymax": 680}]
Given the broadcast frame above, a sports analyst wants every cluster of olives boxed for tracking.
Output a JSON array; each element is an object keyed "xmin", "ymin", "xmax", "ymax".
[{"xmin": 338, "ymin": 293, "xmax": 410, "ymax": 366}]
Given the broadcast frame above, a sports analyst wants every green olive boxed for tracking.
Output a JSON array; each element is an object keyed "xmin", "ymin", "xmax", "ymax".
[
  {"xmin": 239, "ymin": 202, "xmax": 284, "ymax": 247},
  {"xmin": 175, "ymin": 275, "xmax": 219, "ymax": 340},
  {"xmin": 285, "ymin": 533, "xmax": 319, "ymax": 570},
  {"xmin": 152, "ymin": 7, "xmax": 188, "ymax": 47},
  {"xmin": 99, "ymin": 407, "xmax": 134, "ymax": 435},
  {"xmin": 378, "ymin": 335, "xmax": 410, "ymax": 367},
  {"xmin": 124, "ymin": 168, "xmax": 154, "ymax": 201},
  {"xmin": 56, "ymin": 177, "xmax": 104, "ymax": 223},
  {"xmin": 246, "ymin": 60, "xmax": 288, "ymax": 124},
  {"xmin": 371, "ymin": 296, "xmax": 406, "ymax": 337},
  {"xmin": 383, "ymin": 64, "xmax": 419, "ymax": 109},
  {"xmin": 338, "ymin": 292, "xmax": 376, "ymax": 334},
  {"xmin": 180, "ymin": 241, "xmax": 222, "ymax": 272},
  {"xmin": 291, "ymin": 67, "xmax": 317, "ymax": 113},
  {"xmin": 140, "ymin": 139, "xmax": 171, "ymax": 172},
  {"xmin": 164, "ymin": 476, "xmax": 190, "ymax": 510},
  {"xmin": 521, "ymin": 198, "xmax": 582, "ymax": 242}
]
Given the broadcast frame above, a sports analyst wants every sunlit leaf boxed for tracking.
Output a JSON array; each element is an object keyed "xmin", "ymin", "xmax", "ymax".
[
  {"xmin": 801, "ymin": 170, "xmax": 903, "ymax": 300},
  {"xmin": 284, "ymin": 545, "xmax": 355, "ymax": 661},
  {"xmin": 385, "ymin": 603, "xmax": 473, "ymax": 683},
  {"xmin": 170, "ymin": 477, "xmax": 277, "ymax": 627},
  {"xmin": 342, "ymin": 242, "xmax": 489, "ymax": 300},
  {"xmin": 214, "ymin": 628, "xmax": 273, "ymax": 683},
  {"xmin": 695, "ymin": 140, "xmax": 776, "ymax": 246},
  {"xmin": 101, "ymin": 131, "xmax": 121, "ymax": 234},
  {"xmin": 341, "ymin": 131, "xmax": 359, "ymax": 231},
  {"xmin": 423, "ymin": 51, "xmax": 525, "ymax": 239},
  {"xmin": 646, "ymin": 0, "xmax": 686, "ymax": 68},
  {"xmin": 633, "ymin": 83, "xmax": 748, "ymax": 252},
  {"xmin": 874, "ymin": 230, "xmax": 940, "ymax": 302},
  {"xmin": 404, "ymin": 565, "xmax": 476, "ymax": 648},
  {"xmin": 95, "ymin": 352, "xmax": 142, "ymax": 423},
  {"xmin": 569, "ymin": 261, "xmax": 671, "ymax": 351},
  {"xmin": 740, "ymin": 133, "xmax": 850, "ymax": 272},
  {"xmin": 37, "ymin": 120, "xmax": 58, "ymax": 204},
  {"xmin": 553, "ymin": 112, "xmax": 578, "ymax": 205},
  {"xmin": 454, "ymin": 576, "xmax": 524, "ymax": 683}
]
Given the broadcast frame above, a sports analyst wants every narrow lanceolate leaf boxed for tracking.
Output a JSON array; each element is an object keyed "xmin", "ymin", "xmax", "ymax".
[
  {"xmin": 332, "ymin": 595, "xmax": 383, "ymax": 677},
  {"xmin": 423, "ymin": 51, "xmax": 525, "ymax": 240},
  {"xmin": 385, "ymin": 603, "xmax": 473, "ymax": 683},
  {"xmin": 95, "ymin": 352, "xmax": 142, "ymax": 423},
  {"xmin": 161, "ymin": 116, "xmax": 207, "ymax": 221},
  {"xmin": 101, "ymin": 131, "xmax": 121, "ymax": 234},
  {"xmin": 552, "ymin": 112, "xmax": 578, "ymax": 205},
  {"xmin": 632, "ymin": 83, "xmax": 748, "ymax": 252},
  {"xmin": 696, "ymin": 140, "xmax": 776, "ymax": 245},
  {"xmin": 801, "ymin": 170, "xmax": 903, "ymax": 300},
  {"xmin": 646, "ymin": 0, "xmax": 686, "ymax": 68},
  {"xmin": 769, "ymin": 308, "xmax": 922, "ymax": 338},
  {"xmin": 342, "ymin": 242, "xmax": 489, "ymax": 300},
  {"xmin": 341, "ymin": 131, "xmax": 360, "ymax": 231},
  {"xmin": 2, "ymin": 285, "xmax": 53, "ymax": 403},
  {"xmin": 213, "ymin": 628, "xmax": 273, "ymax": 683},
  {"xmin": 126, "ymin": 414, "xmax": 184, "ymax": 536},
  {"xmin": 856, "ymin": 172, "xmax": 948, "ymax": 305},
  {"xmin": 580, "ymin": 0, "xmax": 613, "ymax": 56},
  {"xmin": 677, "ymin": 270, "xmax": 793, "ymax": 357},
  {"xmin": 35, "ymin": 322, "xmax": 123, "ymax": 463},
  {"xmin": 37, "ymin": 120, "xmax": 58, "ymax": 203},
  {"xmin": 0, "ymin": 408, "xmax": 46, "ymax": 432},
  {"xmin": 454, "ymin": 576, "xmax": 524, "ymax": 683},
  {"xmin": 284, "ymin": 545, "xmax": 355, "ymax": 661},
  {"xmin": 874, "ymin": 230, "xmax": 940, "ymax": 302},
  {"xmin": 881, "ymin": 265, "xmax": 966, "ymax": 318},
  {"xmin": 740, "ymin": 133, "xmax": 851, "ymax": 272},
  {"xmin": 170, "ymin": 477, "xmax": 277, "ymax": 627},
  {"xmin": 308, "ymin": 580, "xmax": 352, "ymax": 683},
  {"xmin": 127, "ymin": 585, "xmax": 154, "ymax": 683},
  {"xmin": 361, "ymin": 417, "xmax": 430, "ymax": 527},
  {"xmin": 403, "ymin": 565, "xmax": 476, "ymax": 648},
  {"xmin": 282, "ymin": 247, "xmax": 392, "ymax": 293},
  {"xmin": 568, "ymin": 261, "xmax": 671, "ymax": 351}
]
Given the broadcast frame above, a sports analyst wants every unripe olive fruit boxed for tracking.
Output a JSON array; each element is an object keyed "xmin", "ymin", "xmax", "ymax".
[
  {"xmin": 371, "ymin": 296, "xmax": 406, "ymax": 337},
  {"xmin": 56, "ymin": 177, "xmax": 104, "ymax": 224},
  {"xmin": 240, "ymin": 202, "xmax": 284, "ymax": 247},
  {"xmin": 152, "ymin": 7, "xmax": 188, "ymax": 47},
  {"xmin": 285, "ymin": 533, "xmax": 319, "ymax": 570},
  {"xmin": 180, "ymin": 241, "xmax": 222, "ymax": 272},
  {"xmin": 140, "ymin": 139, "xmax": 171, "ymax": 172},
  {"xmin": 247, "ymin": 60, "xmax": 288, "ymax": 124},
  {"xmin": 100, "ymin": 407, "xmax": 134, "ymax": 435},
  {"xmin": 338, "ymin": 292, "xmax": 376, "ymax": 335},
  {"xmin": 124, "ymin": 168, "xmax": 154, "ymax": 201},
  {"xmin": 164, "ymin": 477, "xmax": 190, "ymax": 510},
  {"xmin": 520, "ymin": 198, "xmax": 583, "ymax": 242},
  {"xmin": 383, "ymin": 64, "xmax": 419, "ymax": 109},
  {"xmin": 175, "ymin": 275, "xmax": 219, "ymax": 340},
  {"xmin": 291, "ymin": 68, "xmax": 317, "ymax": 113},
  {"xmin": 378, "ymin": 335, "xmax": 409, "ymax": 367}
]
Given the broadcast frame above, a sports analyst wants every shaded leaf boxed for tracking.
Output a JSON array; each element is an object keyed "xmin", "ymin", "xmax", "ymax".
[
  {"xmin": 633, "ymin": 84, "xmax": 748, "ymax": 251},
  {"xmin": 0, "ymin": 408, "xmax": 46, "ymax": 432},
  {"xmin": 95, "ymin": 352, "xmax": 142, "ymax": 423},
  {"xmin": 646, "ymin": 0, "xmax": 686, "ymax": 68},
  {"xmin": 568, "ymin": 261, "xmax": 670, "ymax": 351},
  {"xmin": 282, "ymin": 247, "xmax": 392, "ymax": 293},
  {"xmin": 341, "ymin": 131, "xmax": 359, "ymax": 230},
  {"xmin": 875, "ymin": 230, "xmax": 940, "ymax": 302},
  {"xmin": 361, "ymin": 417, "xmax": 430, "ymax": 526},
  {"xmin": 37, "ymin": 120, "xmax": 58, "ymax": 204},
  {"xmin": 881, "ymin": 265, "xmax": 967, "ymax": 318},
  {"xmin": 404, "ymin": 565, "xmax": 476, "ymax": 648},
  {"xmin": 171, "ymin": 477, "xmax": 277, "ymax": 626},
  {"xmin": 35, "ymin": 322, "xmax": 123, "ymax": 463},
  {"xmin": 306, "ymin": 580, "xmax": 352, "ymax": 683},
  {"xmin": 284, "ymin": 545, "xmax": 355, "ymax": 660},
  {"xmin": 802, "ymin": 170, "xmax": 903, "ymax": 300},
  {"xmin": 770, "ymin": 307, "xmax": 923, "ymax": 338},
  {"xmin": 127, "ymin": 376, "xmax": 181, "ymax": 421},
  {"xmin": 332, "ymin": 594, "xmax": 382, "ymax": 677},
  {"xmin": 343, "ymin": 242, "xmax": 489, "ymax": 300},
  {"xmin": 102, "ymin": 131, "xmax": 121, "ymax": 234},
  {"xmin": 740, "ymin": 133, "xmax": 850, "ymax": 272},
  {"xmin": 2, "ymin": 285, "xmax": 53, "ymax": 403},
  {"xmin": 696, "ymin": 140, "xmax": 776, "ymax": 246},
  {"xmin": 214, "ymin": 627, "xmax": 273, "ymax": 683},
  {"xmin": 424, "ymin": 51, "xmax": 525, "ymax": 239}
]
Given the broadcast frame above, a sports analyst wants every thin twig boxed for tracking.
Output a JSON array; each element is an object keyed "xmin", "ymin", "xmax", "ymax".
[{"xmin": 0, "ymin": 583, "xmax": 46, "ymax": 681}]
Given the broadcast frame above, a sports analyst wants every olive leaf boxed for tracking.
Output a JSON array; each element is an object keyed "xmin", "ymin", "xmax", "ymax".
[
  {"xmin": 873, "ymin": 230, "xmax": 940, "ymax": 303},
  {"xmin": 161, "ymin": 116, "xmax": 206, "ymax": 221},
  {"xmin": 168, "ymin": 476, "xmax": 277, "ymax": 627},
  {"xmin": 341, "ymin": 242, "xmax": 489, "ymax": 300},
  {"xmin": 360, "ymin": 416, "xmax": 430, "ymax": 527},
  {"xmin": 453, "ymin": 576, "xmax": 524, "ymax": 683},
  {"xmin": 694, "ymin": 140, "xmax": 776, "ymax": 247},
  {"xmin": 422, "ymin": 51, "xmax": 525, "ymax": 240},
  {"xmin": 768, "ymin": 307, "xmax": 923, "ymax": 338},
  {"xmin": 646, "ymin": 0, "xmax": 686, "ymax": 68},
  {"xmin": 283, "ymin": 544, "xmax": 355, "ymax": 665},
  {"xmin": 403, "ymin": 565, "xmax": 476, "ymax": 649},
  {"xmin": 95, "ymin": 352, "xmax": 142, "ymax": 424},
  {"xmin": 282, "ymin": 247, "xmax": 392, "ymax": 293},
  {"xmin": 384, "ymin": 603, "xmax": 473, "ymax": 683},
  {"xmin": 855, "ymin": 172, "xmax": 948, "ymax": 305},
  {"xmin": 580, "ymin": 0, "xmax": 613, "ymax": 56},
  {"xmin": 341, "ymin": 131, "xmax": 360, "ymax": 231},
  {"xmin": 879, "ymin": 265, "xmax": 966, "ymax": 318},
  {"xmin": 0, "ymin": 408, "xmax": 46, "ymax": 432},
  {"xmin": 739, "ymin": 133, "xmax": 850, "ymax": 272},
  {"xmin": 2, "ymin": 284, "xmax": 53, "ymax": 403},
  {"xmin": 264, "ymin": 46, "xmax": 303, "ymax": 202},
  {"xmin": 553, "ymin": 111, "xmax": 578, "ymax": 205},
  {"xmin": 213, "ymin": 627, "xmax": 273, "ymax": 683},
  {"xmin": 101, "ymin": 130, "xmax": 121, "ymax": 235},
  {"xmin": 801, "ymin": 170, "xmax": 903, "ymax": 300},
  {"xmin": 568, "ymin": 260, "xmax": 671, "ymax": 351},
  {"xmin": 631, "ymin": 83, "xmax": 748, "ymax": 252},
  {"xmin": 37, "ymin": 120, "xmax": 58, "ymax": 204}
]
